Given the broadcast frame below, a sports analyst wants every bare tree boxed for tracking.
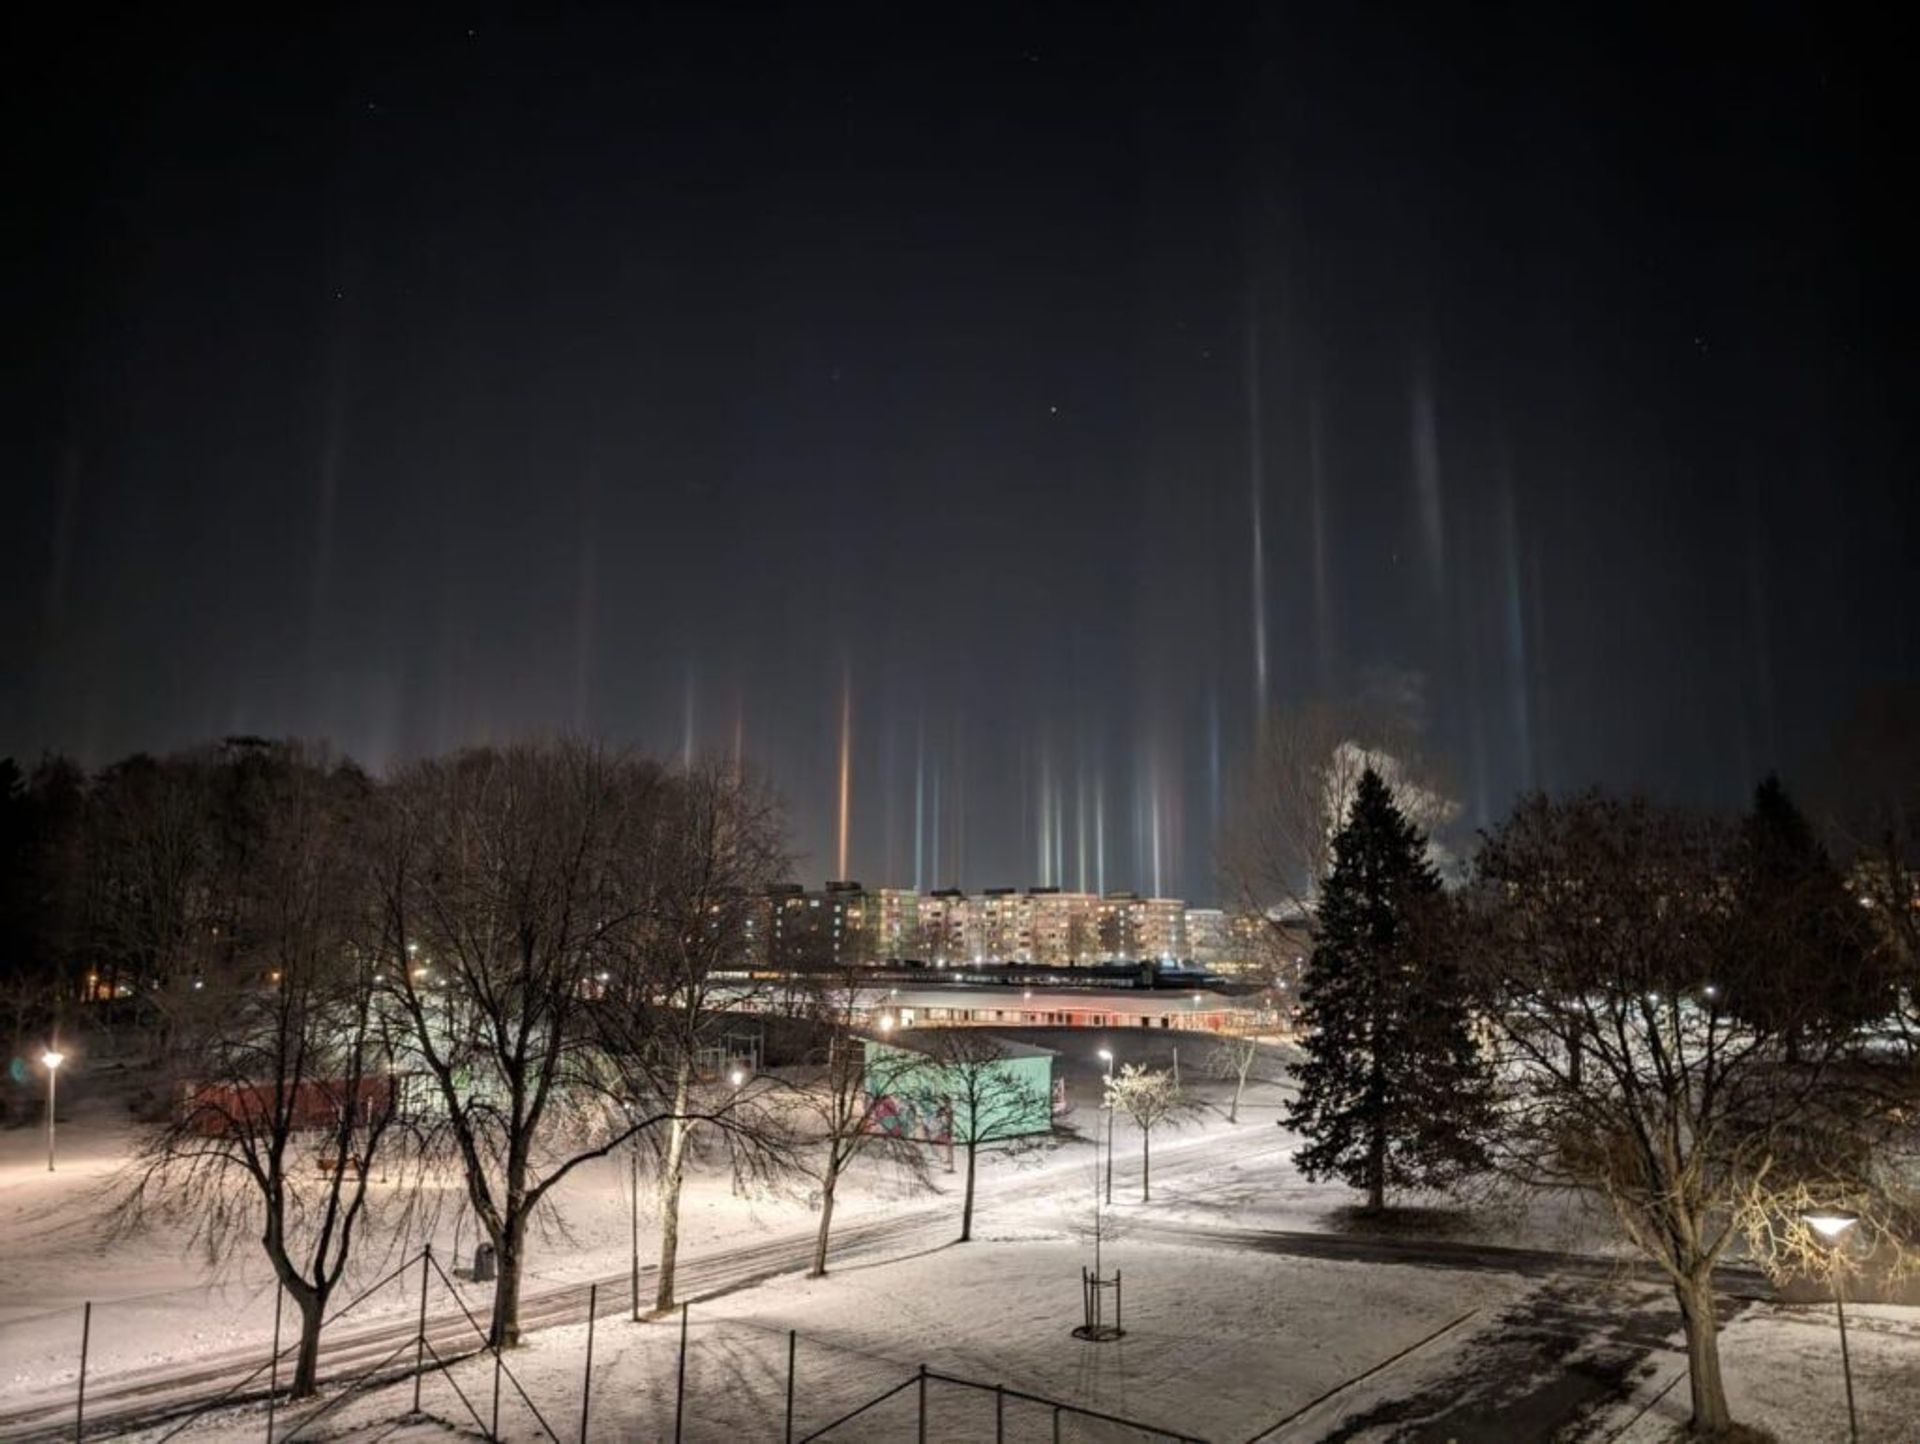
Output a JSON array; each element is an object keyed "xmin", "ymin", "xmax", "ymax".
[
  {"xmin": 609, "ymin": 761, "xmax": 791, "ymax": 1314},
  {"xmin": 1105, "ymin": 1064, "xmax": 1188, "ymax": 1202},
  {"xmin": 120, "ymin": 743, "xmax": 399, "ymax": 1398},
  {"xmin": 802, "ymin": 972, "xmax": 929, "ymax": 1276},
  {"xmin": 1459, "ymin": 791, "xmax": 1890, "ymax": 1436},
  {"xmin": 372, "ymin": 742, "xmax": 672, "ymax": 1347},
  {"xmin": 1207, "ymin": 1034, "xmax": 1262, "ymax": 1124},
  {"xmin": 911, "ymin": 1029, "xmax": 1053, "ymax": 1242},
  {"xmin": 86, "ymin": 751, "xmax": 220, "ymax": 1050}
]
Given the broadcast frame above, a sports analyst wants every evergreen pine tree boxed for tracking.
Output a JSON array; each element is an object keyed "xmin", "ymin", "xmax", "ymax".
[
  {"xmin": 1283, "ymin": 766, "xmax": 1489, "ymax": 1210},
  {"xmin": 1730, "ymin": 774, "xmax": 1883, "ymax": 1051}
]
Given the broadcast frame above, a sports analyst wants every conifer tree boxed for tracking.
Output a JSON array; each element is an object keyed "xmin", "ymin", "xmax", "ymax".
[{"xmin": 1283, "ymin": 767, "xmax": 1488, "ymax": 1210}]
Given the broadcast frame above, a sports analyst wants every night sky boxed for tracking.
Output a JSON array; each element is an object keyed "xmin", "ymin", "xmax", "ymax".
[{"xmin": 5, "ymin": 4, "xmax": 1912, "ymax": 901}]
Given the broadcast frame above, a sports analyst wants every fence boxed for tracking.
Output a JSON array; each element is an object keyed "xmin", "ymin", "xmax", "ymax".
[{"xmin": 0, "ymin": 1263, "xmax": 1205, "ymax": 1442}]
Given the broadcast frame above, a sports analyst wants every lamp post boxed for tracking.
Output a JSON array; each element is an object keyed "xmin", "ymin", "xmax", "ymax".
[
  {"xmin": 1803, "ymin": 1208, "xmax": 1860, "ymax": 1443},
  {"xmin": 41, "ymin": 1049, "xmax": 64, "ymax": 1172},
  {"xmin": 1097, "ymin": 1048, "xmax": 1114, "ymax": 1205}
]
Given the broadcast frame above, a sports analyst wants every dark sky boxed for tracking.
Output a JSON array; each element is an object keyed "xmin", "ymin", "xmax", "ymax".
[{"xmin": 5, "ymin": 3, "xmax": 1913, "ymax": 901}]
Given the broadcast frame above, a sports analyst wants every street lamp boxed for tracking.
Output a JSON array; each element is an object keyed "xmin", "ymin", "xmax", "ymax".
[
  {"xmin": 1802, "ymin": 1207, "xmax": 1860, "ymax": 1443},
  {"xmin": 41, "ymin": 1049, "xmax": 64, "ymax": 1172},
  {"xmin": 1097, "ymin": 1048, "xmax": 1115, "ymax": 1205}
]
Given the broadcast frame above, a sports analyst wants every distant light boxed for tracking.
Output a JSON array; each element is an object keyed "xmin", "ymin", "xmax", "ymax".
[
  {"xmin": 877, "ymin": 1014, "xmax": 895, "ymax": 1034},
  {"xmin": 1703, "ymin": 984, "xmax": 1719, "ymax": 999},
  {"xmin": 1802, "ymin": 1209, "xmax": 1859, "ymax": 1242},
  {"xmin": 1097, "ymin": 1048, "xmax": 1113, "ymax": 1062},
  {"xmin": 729, "ymin": 1069, "xmax": 745, "ymax": 1087},
  {"xmin": 193, "ymin": 979, "xmax": 204, "ymax": 991},
  {"xmin": 41, "ymin": 1049, "xmax": 64, "ymax": 1071}
]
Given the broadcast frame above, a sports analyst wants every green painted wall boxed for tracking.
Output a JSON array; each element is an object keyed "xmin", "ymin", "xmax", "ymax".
[{"xmin": 862, "ymin": 1039, "xmax": 1054, "ymax": 1143}]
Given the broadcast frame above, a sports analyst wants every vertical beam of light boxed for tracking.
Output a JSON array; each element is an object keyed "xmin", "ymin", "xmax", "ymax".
[
  {"xmin": 1150, "ymin": 781, "xmax": 1164, "ymax": 900},
  {"xmin": 681, "ymin": 667, "xmax": 696, "ymax": 771},
  {"xmin": 913, "ymin": 719, "xmax": 926, "ymax": 892},
  {"xmin": 1499, "ymin": 470, "xmax": 1534, "ymax": 788},
  {"xmin": 1053, "ymin": 780, "xmax": 1066, "ymax": 888},
  {"xmin": 953, "ymin": 717, "xmax": 966, "ymax": 890},
  {"xmin": 1745, "ymin": 515, "xmax": 1779, "ymax": 771},
  {"xmin": 1094, "ymin": 774, "xmax": 1107, "ymax": 897},
  {"xmin": 1207, "ymin": 684, "xmax": 1223, "ymax": 844},
  {"xmin": 1035, "ymin": 744, "xmax": 1050, "ymax": 885},
  {"xmin": 930, "ymin": 761, "xmax": 942, "ymax": 889},
  {"xmin": 882, "ymin": 714, "xmax": 898, "ymax": 886},
  {"xmin": 571, "ymin": 467, "xmax": 600, "ymax": 734},
  {"xmin": 1308, "ymin": 393, "xmax": 1332, "ymax": 684},
  {"xmin": 1246, "ymin": 297, "xmax": 1271, "ymax": 714},
  {"xmin": 1075, "ymin": 762, "xmax": 1088, "ymax": 894},
  {"xmin": 1410, "ymin": 361, "xmax": 1447, "ymax": 599},
  {"xmin": 835, "ymin": 668, "xmax": 852, "ymax": 880},
  {"xmin": 1526, "ymin": 545, "xmax": 1552, "ymax": 791}
]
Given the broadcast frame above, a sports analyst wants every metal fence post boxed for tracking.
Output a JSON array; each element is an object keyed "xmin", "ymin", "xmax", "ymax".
[
  {"xmin": 412, "ymin": 1246, "xmax": 431, "ymax": 1414},
  {"xmin": 917, "ymin": 1363, "xmax": 927, "ymax": 1444},
  {"xmin": 673, "ymin": 1301, "xmax": 689, "ymax": 1444},
  {"xmin": 492, "ymin": 1347, "xmax": 502, "ymax": 1441},
  {"xmin": 784, "ymin": 1330, "xmax": 796, "ymax": 1443},
  {"xmin": 995, "ymin": 1384, "xmax": 1004, "ymax": 1443},
  {"xmin": 1052, "ymin": 1403, "xmax": 1062, "ymax": 1444},
  {"xmin": 76, "ymin": 1301, "xmax": 91, "ymax": 1441},
  {"xmin": 580, "ymin": 1283, "xmax": 597, "ymax": 1444},
  {"xmin": 266, "ymin": 1284, "xmax": 284, "ymax": 1441}
]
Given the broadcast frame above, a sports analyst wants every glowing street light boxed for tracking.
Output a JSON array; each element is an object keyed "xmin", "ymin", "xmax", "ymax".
[
  {"xmin": 877, "ymin": 1014, "xmax": 895, "ymax": 1035},
  {"xmin": 728, "ymin": 1068, "xmax": 746, "ymax": 1088},
  {"xmin": 41, "ymin": 1049, "xmax": 64, "ymax": 1172},
  {"xmin": 1801, "ymin": 1207, "xmax": 1860, "ymax": 1442}
]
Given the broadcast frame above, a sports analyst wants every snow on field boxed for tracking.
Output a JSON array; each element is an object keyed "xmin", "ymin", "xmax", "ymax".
[
  {"xmin": 1594, "ymin": 1301, "xmax": 1920, "ymax": 1444},
  {"xmin": 144, "ymin": 1238, "xmax": 1532, "ymax": 1442}
]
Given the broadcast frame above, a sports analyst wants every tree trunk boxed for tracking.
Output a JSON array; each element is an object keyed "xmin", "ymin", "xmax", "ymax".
[
  {"xmin": 654, "ymin": 1066, "xmax": 693, "ymax": 1313},
  {"xmin": 1675, "ymin": 1273, "xmax": 1733, "ymax": 1435},
  {"xmin": 1366, "ymin": 1118, "xmax": 1386, "ymax": 1212},
  {"xmin": 810, "ymin": 1162, "xmax": 838, "ymax": 1277},
  {"xmin": 960, "ymin": 1140, "xmax": 978, "ymax": 1242},
  {"xmin": 1141, "ymin": 1126, "xmax": 1151, "ymax": 1203},
  {"xmin": 290, "ymin": 1285, "xmax": 325, "ymax": 1399},
  {"xmin": 490, "ymin": 1214, "xmax": 527, "ymax": 1348}
]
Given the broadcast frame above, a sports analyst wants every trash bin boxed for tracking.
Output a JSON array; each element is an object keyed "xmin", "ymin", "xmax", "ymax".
[{"xmin": 474, "ymin": 1243, "xmax": 496, "ymax": 1282}]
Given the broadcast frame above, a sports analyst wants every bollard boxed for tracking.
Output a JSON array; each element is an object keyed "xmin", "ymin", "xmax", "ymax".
[
  {"xmin": 784, "ymin": 1330, "xmax": 796, "ymax": 1444},
  {"xmin": 673, "ymin": 1301, "xmax": 689, "ymax": 1444},
  {"xmin": 412, "ymin": 1247, "xmax": 431, "ymax": 1414},
  {"xmin": 579, "ymin": 1283, "xmax": 597, "ymax": 1444},
  {"xmin": 76, "ymin": 1301, "xmax": 91, "ymax": 1441}
]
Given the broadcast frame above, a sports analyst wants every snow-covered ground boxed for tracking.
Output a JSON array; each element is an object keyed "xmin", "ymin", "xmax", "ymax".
[
  {"xmin": 7, "ymin": 1039, "xmax": 1918, "ymax": 1441},
  {"xmin": 140, "ymin": 1238, "xmax": 1532, "ymax": 1442}
]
